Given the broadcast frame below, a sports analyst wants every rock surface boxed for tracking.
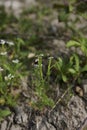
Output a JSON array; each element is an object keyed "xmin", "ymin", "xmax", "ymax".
[
  {"xmin": 0, "ymin": 0, "xmax": 37, "ymax": 16},
  {"xmin": 0, "ymin": 95, "xmax": 87, "ymax": 130}
]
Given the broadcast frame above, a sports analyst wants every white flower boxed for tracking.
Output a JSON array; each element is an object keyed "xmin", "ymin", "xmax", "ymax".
[
  {"xmin": 5, "ymin": 74, "xmax": 14, "ymax": 81},
  {"xmin": 28, "ymin": 53, "xmax": 35, "ymax": 58},
  {"xmin": 12, "ymin": 59, "xmax": 19, "ymax": 63},
  {"xmin": 6, "ymin": 41, "xmax": 14, "ymax": 46},
  {"xmin": 0, "ymin": 52, "xmax": 7, "ymax": 55},
  {"xmin": 0, "ymin": 67, "xmax": 3, "ymax": 72},
  {"xmin": 0, "ymin": 40, "xmax": 14, "ymax": 46},
  {"xmin": 0, "ymin": 40, "xmax": 5, "ymax": 45},
  {"xmin": 8, "ymin": 74, "xmax": 14, "ymax": 79}
]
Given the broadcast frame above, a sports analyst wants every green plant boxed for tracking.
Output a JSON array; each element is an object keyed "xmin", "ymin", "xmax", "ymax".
[
  {"xmin": 0, "ymin": 109, "xmax": 11, "ymax": 121},
  {"xmin": 48, "ymin": 37, "xmax": 87, "ymax": 111},
  {"xmin": 31, "ymin": 51, "xmax": 84, "ymax": 109},
  {"xmin": 66, "ymin": 37, "xmax": 87, "ymax": 57},
  {"xmin": 31, "ymin": 55, "xmax": 54, "ymax": 110},
  {"xmin": 54, "ymin": 57, "xmax": 69, "ymax": 82},
  {"xmin": 66, "ymin": 38, "xmax": 87, "ymax": 81},
  {"xmin": 0, "ymin": 39, "xmax": 24, "ymax": 120}
]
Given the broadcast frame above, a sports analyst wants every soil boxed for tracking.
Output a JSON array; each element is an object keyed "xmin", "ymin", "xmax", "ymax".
[{"xmin": 0, "ymin": 0, "xmax": 87, "ymax": 130}]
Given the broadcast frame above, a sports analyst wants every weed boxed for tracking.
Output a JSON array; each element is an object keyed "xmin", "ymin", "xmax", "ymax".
[
  {"xmin": 66, "ymin": 37, "xmax": 87, "ymax": 82},
  {"xmin": 0, "ymin": 109, "xmax": 11, "ymax": 121},
  {"xmin": 0, "ymin": 39, "xmax": 24, "ymax": 120},
  {"xmin": 31, "ymin": 55, "xmax": 54, "ymax": 110},
  {"xmin": 30, "ymin": 36, "xmax": 87, "ymax": 110}
]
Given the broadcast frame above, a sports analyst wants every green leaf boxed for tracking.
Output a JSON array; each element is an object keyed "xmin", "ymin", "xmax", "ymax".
[
  {"xmin": 58, "ymin": 57, "xmax": 63, "ymax": 67},
  {"xmin": 0, "ymin": 109, "xmax": 11, "ymax": 121},
  {"xmin": 68, "ymin": 68, "xmax": 76, "ymax": 74},
  {"xmin": 55, "ymin": 58, "xmax": 63, "ymax": 72},
  {"xmin": 3, "ymin": 64, "xmax": 11, "ymax": 72},
  {"xmin": 66, "ymin": 40, "xmax": 81, "ymax": 48},
  {"xmin": 81, "ymin": 65, "xmax": 87, "ymax": 72},
  {"xmin": 42, "ymin": 95, "xmax": 54, "ymax": 107},
  {"xmin": 74, "ymin": 54, "xmax": 80, "ymax": 72},
  {"xmin": 81, "ymin": 44, "xmax": 87, "ymax": 56},
  {"xmin": 62, "ymin": 74, "xmax": 67, "ymax": 82},
  {"xmin": 16, "ymin": 38, "xmax": 25, "ymax": 45}
]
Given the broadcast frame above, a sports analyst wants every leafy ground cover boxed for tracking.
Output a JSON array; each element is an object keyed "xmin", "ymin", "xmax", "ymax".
[{"xmin": 0, "ymin": 0, "xmax": 87, "ymax": 129}]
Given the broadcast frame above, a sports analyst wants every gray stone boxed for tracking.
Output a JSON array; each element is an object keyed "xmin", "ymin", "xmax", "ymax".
[
  {"xmin": 82, "ymin": 79, "xmax": 87, "ymax": 100},
  {"xmin": 0, "ymin": 0, "xmax": 37, "ymax": 16},
  {"xmin": 10, "ymin": 125, "xmax": 22, "ymax": 130},
  {"xmin": 47, "ymin": 96, "xmax": 87, "ymax": 130},
  {"xmin": 0, "ymin": 120, "xmax": 7, "ymax": 130}
]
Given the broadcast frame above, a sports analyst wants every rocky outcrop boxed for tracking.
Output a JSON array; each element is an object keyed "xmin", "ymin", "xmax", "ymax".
[{"xmin": 0, "ymin": 95, "xmax": 87, "ymax": 130}]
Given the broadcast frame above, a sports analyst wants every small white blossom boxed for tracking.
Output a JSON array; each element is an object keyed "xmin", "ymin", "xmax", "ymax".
[
  {"xmin": 8, "ymin": 74, "xmax": 14, "ymax": 79},
  {"xmin": 0, "ymin": 39, "xmax": 14, "ymax": 46},
  {"xmin": 12, "ymin": 59, "xmax": 19, "ymax": 63},
  {"xmin": 5, "ymin": 74, "xmax": 14, "ymax": 81},
  {"xmin": 0, "ymin": 52, "xmax": 7, "ymax": 55},
  {"xmin": 28, "ymin": 53, "xmax": 35, "ymax": 58},
  {"xmin": 0, "ymin": 67, "xmax": 3, "ymax": 72},
  {"xmin": 35, "ymin": 58, "xmax": 39, "ymax": 63},
  {"xmin": 0, "ymin": 40, "xmax": 5, "ymax": 45},
  {"xmin": 6, "ymin": 41, "xmax": 14, "ymax": 46}
]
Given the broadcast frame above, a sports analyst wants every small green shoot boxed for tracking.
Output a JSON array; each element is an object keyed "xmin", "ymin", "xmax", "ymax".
[
  {"xmin": 0, "ymin": 109, "xmax": 11, "ymax": 121},
  {"xmin": 32, "ymin": 55, "xmax": 54, "ymax": 110}
]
